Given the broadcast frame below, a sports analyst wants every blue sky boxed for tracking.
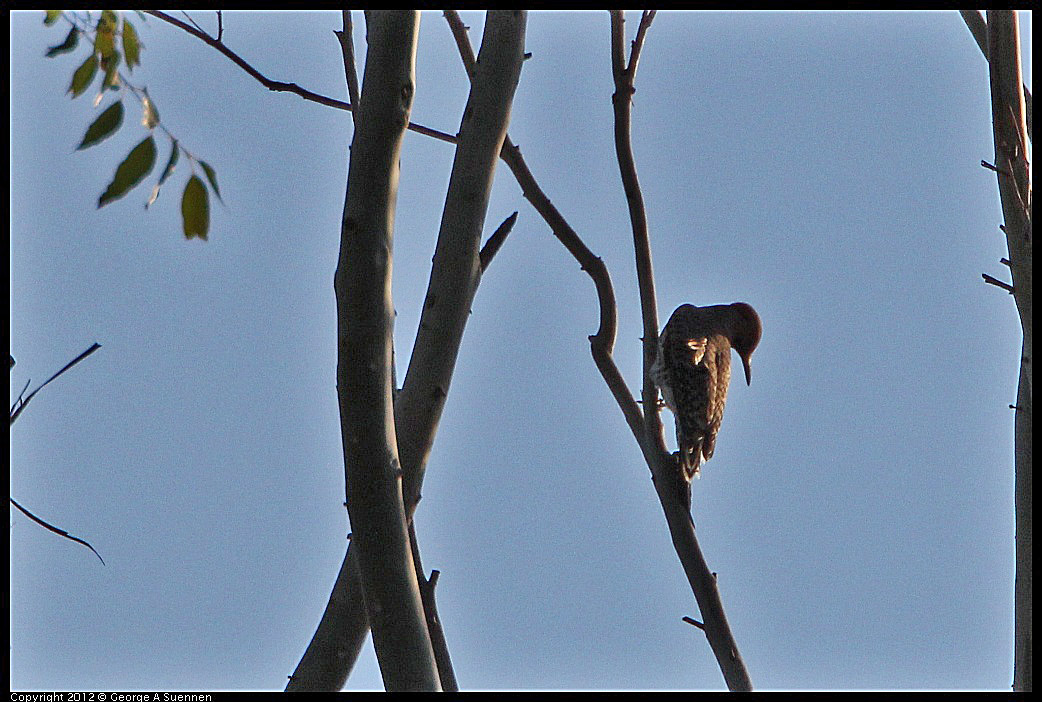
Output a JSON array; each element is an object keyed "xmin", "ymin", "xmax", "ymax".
[{"xmin": 10, "ymin": 10, "xmax": 1031, "ymax": 691}]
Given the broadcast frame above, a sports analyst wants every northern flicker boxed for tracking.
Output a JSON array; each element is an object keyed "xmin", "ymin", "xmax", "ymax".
[{"xmin": 650, "ymin": 302, "xmax": 762, "ymax": 509}]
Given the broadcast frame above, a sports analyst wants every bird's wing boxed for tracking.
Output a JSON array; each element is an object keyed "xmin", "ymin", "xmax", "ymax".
[{"xmin": 700, "ymin": 337, "xmax": 732, "ymax": 461}]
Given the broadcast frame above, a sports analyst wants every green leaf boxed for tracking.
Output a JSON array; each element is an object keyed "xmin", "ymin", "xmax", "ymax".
[
  {"xmin": 141, "ymin": 92, "xmax": 160, "ymax": 129},
  {"xmin": 158, "ymin": 141, "xmax": 179, "ymax": 185},
  {"xmin": 98, "ymin": 136, "xmax": 157, "ymax": 207},
  {"xmin": 94, "ymin": 11, "xmax": 118, "ymax": 59},
  {"xmin": 146, "ymin": 139, "xmax": 179, "ymax": 209},
  {"xmin": 199, "ymin": 160, "xmax": 222, "ymax": 203},
  {"xmin": 181, "ymin": 175, "xmax": 210, "ymax": 240},
  {"xmin": 68, "ymin": 54, "xmax": 99, "ymax": 98},
  {"xmin": 44, "ymin": 10, "xmax": 63, "ymax": 25},
  {"xmin": 77, "ymin": 100, "xmax": 124, "ymax": 149},
  {"xmin": 46, "ymin": 26, "xmax": 78, "ymax": 57},
  {"xmin": 122, "ymin": 19, "xmax": 141, "ymax": 70},
  {"xmin": 100, "ymin": 50, "xmax": 121, "ymax": 91}
]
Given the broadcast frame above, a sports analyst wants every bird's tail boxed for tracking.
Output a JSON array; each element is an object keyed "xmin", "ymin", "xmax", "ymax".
[{"xmin": 677, "ymin": 438, "xmax": 702, "ymax": 511}]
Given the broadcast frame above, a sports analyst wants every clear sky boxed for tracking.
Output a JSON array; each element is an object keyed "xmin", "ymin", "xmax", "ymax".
[{"xmin": 9, "ymin": 10, "xmax": 1031, "ymax": 692}]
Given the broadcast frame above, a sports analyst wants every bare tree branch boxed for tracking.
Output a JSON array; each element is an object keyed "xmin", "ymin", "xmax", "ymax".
[
  {"xmin": 289, "ymin": 11, "xmax": 528, "ymax": 690},
  {"xmin": 451, "ymin": 14, "xmax": 756, "ymax": 691},
  {"xmin": 10, "ymin": 342, "xmax": 101, "ymax": 425},
  {"xmin": 626, "ymin": 10, "xmax": 656, "ymax": 78},
  {"xmin": 442, "ymin": 11, "xmax": 477, "ymax": 75},
  {"xmin": 335, "ymin": 11, "xmax": 361, "ymax": 111},
  {"xmin": 333, "ymin": 11, "xmax": 439, "ymax": 691},
  {"xmin": 479, "ymin": 211, "xmax": 519, "ymax": 273},
  {"xmin": 143, "ymin": 8, "xmax": 758, "ymax": 689},
  {"xmin": 10, "ymin": 343, "xmax": 105, "ymax": 565},
  {"xmin": 409, "ymin": 522, "xmax": 458, "ymax": 692},
  {"xmin": 442, "ymin": 11, "xmax": 647, "ymax": 451},
  {"xmin": 142, "ymin": 10, "xmax": 458, "ymax": 146},
  {"xmin": 960, "ymin": 10, "xmax": 1032, "ymax": 139},
  {"xmin": 285, "ymin": 540, "xmax": 367, "ymax": 691},
  {"xmin": 609, "ymin": 11, "xmax": 753, "ymax": 691},
  {"xmin": 396, "ymin": 11, "xmax": 528, "ymax": 515},
  {"xmin": 10, "ymin": 498, "xmax": 105, "ymax": 565},
  {"xmin": 983, "ymin": 11, "xmax": 1032, "ymax": 693},
  {"xmin": 982, "ymin": 272, "xmax": 1015, "ymax": 293},
  {"xmin": 609, "ymin": 10, "xmax": 667, "ymax": 455}
]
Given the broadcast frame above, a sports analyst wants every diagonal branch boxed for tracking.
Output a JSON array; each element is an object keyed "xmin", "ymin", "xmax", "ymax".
[
  {"xmin": 142, "ymin": 10, "xmax": 458, "ymax": 146},
  {"xmin": 10, "ymin": 497, "xmax": 105, "ymax": 565},
  {"xmin": 10, "ymin": 342, "xmax": 102, "ymax": 425},
  {"xmin": 496, "ymin": 142, "xmax": 647, "ymax": 448},
  {"xmin": 442, "ymin": 11, "xmax": 647, "ymax": 452},
  {"xmin": 479, "ymin": 211, "xmax": 518, "ymax": 273},
  {"xmin": 10, "ymin": 342, "xmax": 105, "ymax": 565},
  {"xmin": 982, "ymin": 272, "xmax": 1015, "ymax": 293}
]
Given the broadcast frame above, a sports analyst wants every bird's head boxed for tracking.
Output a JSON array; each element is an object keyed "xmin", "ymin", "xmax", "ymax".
[{"xmin": 728, "ymin": 302, "xmax": 762, "ymax": 385}]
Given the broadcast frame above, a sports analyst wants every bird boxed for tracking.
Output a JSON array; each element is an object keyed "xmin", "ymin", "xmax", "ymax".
[{"xmin": 650, "ymin": 302, "xmax": 761, "ymax": 509}]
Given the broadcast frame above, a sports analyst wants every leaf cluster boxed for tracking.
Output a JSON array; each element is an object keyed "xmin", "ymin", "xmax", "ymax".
[{"xmin": 44, "ymin": 10, "xmax": 221, "ymax": 240}]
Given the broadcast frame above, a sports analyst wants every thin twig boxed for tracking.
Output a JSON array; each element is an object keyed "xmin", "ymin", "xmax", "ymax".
[
  {"xmin": 478, "ymin": 211, "xmax": 518, "ymax": 272},
  {"xmin": 981, "ymin": 159, "xmax": 1014, "ymax": 177},
  {"xmin": 448, "ymin": 10, "xmax": 648, "ymax": 456},
  {"xmin": 143, "ymin": 10, "xmax": 459, "ymax": 146},
  {"xmin": 10, "ymin": 343, "xmax": 102, "ymax": 425},
  {"xmin": 178, "ymin": 10, "xmax": 206, "ymax": 37},
  {"xmin": 408, "ymin": 522, "xmax": 458, "ymax": 692},
  {"xmin": 10, "ymin": 344, "xmax": 105, "ymax": 564},
  {"xmin": 627, "ymin": 10, "xmax": 657, "ymax": 78},
  {"xmin": 444, "ymin": 9, "xmax": 628, "ymax": 391},
  {"xmin": 982, "ymin": 272, "xmax": 1015, "ymax": 293},
  {"xmin": 11, "ymin": 377, "xmax": 31, "ymax": 416},
  {"xmin": 10, "ymin": 497, "xmax": 105, "ymax": 565},
  {"xmin": 682, "ymin": 616, "xmax": 706, "ymax": 630},
  {"xmin": 442, "ymin": 11, "xmax": 477, "ymax": 76},
  {"xmin": 336, "ymin": 11, "xmax": 361, "ymax": 111}
]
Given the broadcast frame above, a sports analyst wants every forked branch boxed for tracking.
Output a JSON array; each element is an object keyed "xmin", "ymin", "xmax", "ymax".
[{"xmin": 608, "ymin": 10, "xmax": 752, "ymax": 691}]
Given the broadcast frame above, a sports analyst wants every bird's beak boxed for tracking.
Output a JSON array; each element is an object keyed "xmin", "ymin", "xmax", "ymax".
[{"xmin": 743, "ymin": 358, "xmax": 752, "ymax": 385}]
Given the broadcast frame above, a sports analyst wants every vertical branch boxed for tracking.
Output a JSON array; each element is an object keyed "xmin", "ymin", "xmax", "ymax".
[
  {"xmin": 608, "ymin": 11, "xmax": 753, "ymax": 691},
  {"xmin": 984, "ymin": 11, "xmax": 1032, "ymax": 693},
  {"xmin": 609, "ymin": 10, "xmax": 667, "ymax": 455},
  {"xmin": 291, "ymin": 11, "xmax": 528, "ymax": 691},
  {"xmin": 409, "ymin": 522, "xmax": 459, "ymax": 692},
  {"xmin": 960, "ymin": 10, "xmax": 1031, "ymax": 139},
  {"xmin": 335, "ymin": 11, "xmax": 361, "ymax": 110},
  {"xmin": 333, "ymin": 10, "xmax": 440, "ymax": 691}
]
